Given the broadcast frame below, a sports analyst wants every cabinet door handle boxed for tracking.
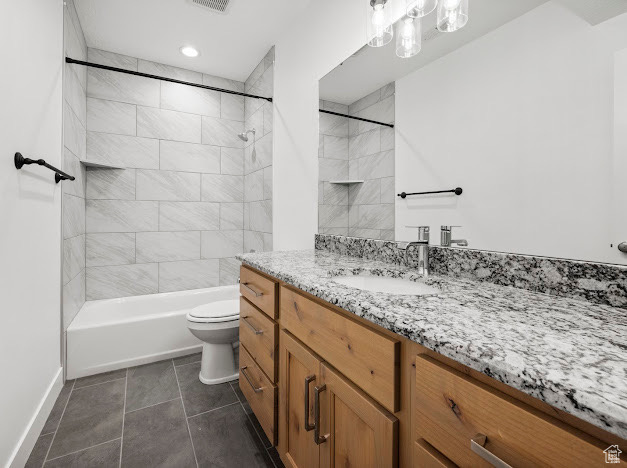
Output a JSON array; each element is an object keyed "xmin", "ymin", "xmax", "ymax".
[
  {"xmin": 313, "ymin": 384, "xmax": 328, "ymax": 445},
  {"xmin": 470, "ymin": 434, "xmax": 513, "ymax": 468},
  {"xmin": 242, "ymin": 316, "xmax": 263, "ymax": 335},
  {"xmin": 242, "ymin": 282, "xmax": 263, "ymax": 297},
  {"xmin": 304, "ymin": 375, "xmax": 316, "ymax": 431},
  {"xmin": 240, "ymin": 366, "xmax": 263, "ymax": 393}
]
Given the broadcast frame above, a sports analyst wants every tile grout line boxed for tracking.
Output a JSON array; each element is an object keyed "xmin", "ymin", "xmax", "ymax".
[
  {"xmin": 172, "ymin": 359, "xmax": 199, "ymax": 468},
  {"xmin": 73, "ymin": 375, "xmax": 126, "ymax": 390},
  {"xmin": 45, "ymin": 437, "xmax": 122, "ymax": 463},
  {"xmin": 42, "ymin": 379, "xmax": 76, "ymax": 465},
  {"xmin": 124, "ymin": 396, "xmax": 182, "ymax": 415},
  {"xmin": 118, "ymin": 368, "xmax": 128, "ymax": 468},
  {"xmin": 185, "ymin": 400, "xmax": 240, "ymax": 420}
]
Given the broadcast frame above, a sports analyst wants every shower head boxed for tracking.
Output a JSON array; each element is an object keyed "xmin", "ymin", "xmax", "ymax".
[{"xmin": 238, "ymin": 128, "xmax": 256, "ymax": 142}]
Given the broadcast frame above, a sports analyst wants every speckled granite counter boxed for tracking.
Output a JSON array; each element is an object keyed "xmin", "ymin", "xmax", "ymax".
[{"xmin": 237, "ymin": 249, "xmax": 627, "ymax": 439}]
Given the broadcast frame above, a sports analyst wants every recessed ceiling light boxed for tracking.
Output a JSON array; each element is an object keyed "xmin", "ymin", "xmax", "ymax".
[{"xmin": 180, "ymin": 46, "xmax": 199, "ymax": 57}]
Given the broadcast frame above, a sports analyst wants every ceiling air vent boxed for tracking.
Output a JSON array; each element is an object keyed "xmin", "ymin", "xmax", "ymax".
[{"xmin": 190, "ymin": 0, "xmax": 231, "ymax": 14}]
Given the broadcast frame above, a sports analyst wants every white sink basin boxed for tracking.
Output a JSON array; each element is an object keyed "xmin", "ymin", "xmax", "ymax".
[{"xmin": 331, "ymin": 275, "xmax": 440, "ymax": 296}]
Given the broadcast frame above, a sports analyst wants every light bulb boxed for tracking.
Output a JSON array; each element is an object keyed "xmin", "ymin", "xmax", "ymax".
[
  {"xmin": 396, "ymin": 16, "xmax": 421, "ymax": 58},
  {"xmin": 367, "ymin": 0, "xmax": 393, "ymax": 47},
  {"xmin": 407, "ymin": 0, "xmax": 437, "ymax": 18},
  {"xmin": 437, "ymin": 0, "xmax": 467, "ymax": 32}
]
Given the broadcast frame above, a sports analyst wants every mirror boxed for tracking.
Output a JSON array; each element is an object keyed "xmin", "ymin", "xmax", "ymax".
[{"xmin": 318, "ymin": 0, "xmax": 627, "ymax": 265}]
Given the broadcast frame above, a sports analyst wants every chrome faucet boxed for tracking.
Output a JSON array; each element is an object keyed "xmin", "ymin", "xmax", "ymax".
[
  {"xmin": 441, "ymin": 226, "xmax": 468, "ymax": 247},
  {"xmin": 398, "ymin": 226, "xmax": 430, "ymax": 276}
]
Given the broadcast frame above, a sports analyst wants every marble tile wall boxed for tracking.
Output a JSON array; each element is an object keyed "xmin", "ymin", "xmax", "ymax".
[
  {"xmin": 318, "ymin": 101, "xmax": 350, "ymax": 236},
  {"xmin": 348, "ymin": 83, "xmax": 395, "ymax": 241},
  {"xmin": 62, "ymin": 0, "xmax": 87, "ymax": 329},
  {"xmin": 317, "ymin": 84, "xmax": 395, "ymax": 240},
  {"xmin": 84, "ymin": 48, "xmax": 251, "ymax": 300},
  {"xmin": 243, "ymin": 48, "xmax": 274, "ymax": 253}
]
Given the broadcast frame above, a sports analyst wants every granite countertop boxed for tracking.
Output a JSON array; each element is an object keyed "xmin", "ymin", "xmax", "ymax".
[{"xmin": 237, "ymin": 249, "xmax": 627, "ymax": 439}]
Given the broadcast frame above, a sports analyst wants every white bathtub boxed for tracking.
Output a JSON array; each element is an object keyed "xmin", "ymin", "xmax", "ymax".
[{"xmin": 67, "ymin": 285, "xmax": 240, "ymax": 379}]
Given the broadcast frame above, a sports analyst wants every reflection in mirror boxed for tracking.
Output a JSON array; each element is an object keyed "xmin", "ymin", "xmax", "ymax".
[{"xmin": 319, "ymin": 0, "xmax": 627, "ymax": 265}]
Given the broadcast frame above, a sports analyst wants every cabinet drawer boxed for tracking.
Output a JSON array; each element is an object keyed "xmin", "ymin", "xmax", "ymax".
[
  {"xmin": 415, "ymin": 355, "xmax": 607, "ymax": 468},
  {"xmin": 281, "ymin": 286, "xmax": 400, "ymax": 413},
  {"xmin": 239, "ymin": 344, "xmax": 277, "ymax": 446},
  {"xmin": 414, "ymin": 439, "xmax": 457, "ymax": 468},
  {"xmin": 240, "ymin": 266, "xmax": 278, "ymax": 319},
  {"xmin": 239, "ymin": 297, "xmax": 278, "ymax": 382}
]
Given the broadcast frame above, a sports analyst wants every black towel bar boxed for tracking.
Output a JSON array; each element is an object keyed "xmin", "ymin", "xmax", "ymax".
[
  {"xmin": 398, "ymin": 187, "xmax": 463, "ymax": 198},
  {"xmin": 14, "ymin": 152, "xmax": 75, "ymax": 183}
]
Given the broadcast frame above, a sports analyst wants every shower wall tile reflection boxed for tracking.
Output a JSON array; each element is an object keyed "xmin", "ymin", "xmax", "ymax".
[
  {"xmin": 318, "ymin": 83, "xmax": 395, "ymax": 240},
  {"xmin": 82, "ymin": 48, "xmax": 259, "ymax": 299}
]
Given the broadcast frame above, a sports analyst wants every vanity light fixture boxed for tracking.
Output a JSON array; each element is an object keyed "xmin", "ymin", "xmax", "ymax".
[
  {"xmin": 407, "ymin": 0, "xmax": 438, "ymax": 18},
  {"xmin": 396, "ymin": 17, "xmax": 422, "ymax": 58},
  {"xmin": 367, "ymin": 0, "xmax": 394, "ymax": 47},
  {"xmin": 180, "ymin": 46, "xmax": 200, "ymax": 57},
  {"xmin": 437, "ymin": 0, "xmax": 468, "ymax": 32}
]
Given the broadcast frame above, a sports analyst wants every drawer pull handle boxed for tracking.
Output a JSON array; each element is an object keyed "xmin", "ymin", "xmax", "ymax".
[
  {"xmin": 242, "ymin": 282, "xmax": 263, "ymax": 297},
  {"xmin": 241, "ymin": 366, "xmax": 263, "ymax": 393},
  {"xmin": 304, "ymin": 375, "xmax": 316, "ymax": 432},
  {"xmin": 242, "ymin": 316, "xmax": 263, "ymax": 335},
  {"xmin": 313, "ymin": 384, "xmax": 328, "ymax": 445},
  {"xmin": 470, "ymin": 434, "xmax": 513, "ymax": 468}
]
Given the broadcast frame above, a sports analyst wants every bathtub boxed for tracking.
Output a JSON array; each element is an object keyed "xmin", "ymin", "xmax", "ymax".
[{"xmin": 67, "ymin": 285, "xmax": 240, "ymax": 379}]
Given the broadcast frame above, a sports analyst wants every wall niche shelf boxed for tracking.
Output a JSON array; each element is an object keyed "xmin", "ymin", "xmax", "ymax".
[
  {"xmin": 329, "ymin": 180, "xmax": 364, "ymax": 185},
  {"xmin": 80, "ymin": 160, "xmax": 124, "ymax": 170}
]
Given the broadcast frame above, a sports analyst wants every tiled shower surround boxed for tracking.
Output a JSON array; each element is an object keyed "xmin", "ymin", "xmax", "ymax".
[
  {"xmin": 318, "ymin": 83, "xmax": 395, "ymax": 240},
  {"xmin": 62, "ymin": 0, "xmax": 88, "ymax": 328},
  {"xmin": 243, "ymin": 49, "xmax": 274, "ymax": 253},
  {"xmin": 73, "ymin": 48, "xmax": 274, "ymax": 301}
]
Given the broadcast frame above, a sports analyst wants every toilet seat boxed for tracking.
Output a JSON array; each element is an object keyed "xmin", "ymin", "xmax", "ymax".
[{"xmin": 187, "ymin": 299, "xmax": 239, "ymax": 323}]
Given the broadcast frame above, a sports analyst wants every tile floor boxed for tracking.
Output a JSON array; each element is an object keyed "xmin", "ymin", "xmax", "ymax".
[{"xmin": 26, "ymin": 350, "xmax": 284, "ymax": 468}]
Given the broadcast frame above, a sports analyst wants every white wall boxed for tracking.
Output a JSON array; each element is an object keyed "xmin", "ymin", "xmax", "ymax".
[
  {"xmin": 0, "ymin": 0, "xmax": 64, "ymax": 465},
  {"xmin": 273, "ymin": 0, "xmax": 369, "ymax": 250},
  {"xmin": 396, "ymin": 2, "xmax": 627, "ymax": 264}
]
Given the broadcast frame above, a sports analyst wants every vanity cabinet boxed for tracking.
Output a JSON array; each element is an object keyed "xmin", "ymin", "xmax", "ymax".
[
  {"xmin": 239, "ymin": 265, "xmax": 625, "ymax": 468},
  {"xmin": 239, "ymin": 266, "xmax": 280, "ymax": 445},
  {"xmin": 278, "ymin": 329, "xmax": 398, "ymax": 468}
]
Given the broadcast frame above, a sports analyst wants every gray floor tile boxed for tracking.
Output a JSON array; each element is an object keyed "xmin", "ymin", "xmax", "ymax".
[
  {"xmin": 25, "ymin": 433, "xmax": 53, "ymax": 468},
  {"xmin": 45, "ymin": 438, "xmax": 121, "ymax": 468},
  {"xmin": 48, "ymin": 379, "xmax": 125, "ymax": 459},
  {"xmin": 175, "ymin": 362, "xmax": 238, "ymax": 417},
  {"xmin": 231, "ymin": 381, "xmax": 272, "ymax": 449},
  {"xmin": 121, "ymin": 399, "xmax": 195, "ymax": 468},
  {"xmin": 173, "ymin": 352, "xmax": 202, "ymax": 367},
  {"xmin": 42, "ymin": 380, "xmax": 74, "ymax": 434},
  {"xmin": 125, "ymin": 360, "xmax": 179, "ymax": 412},
  {"xmin": 75, "ymin": 369, "xmax": 127, "ymax": 389},
  {"xmin": 188, "ymin": 403, "xmax": 273, "ymax": 468}
]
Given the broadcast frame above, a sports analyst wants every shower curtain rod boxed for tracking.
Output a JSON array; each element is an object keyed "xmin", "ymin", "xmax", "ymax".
[
  {"xmin": 66, "ymin": 57, "xmax": 394, "ymax": 128},
  {"xmin": 319, "ymin": 109, "xmax": 394, "ymax": 128},
  {"xmin": 65, "ymin": 57, "xmax": 273, "ymax": 102}
]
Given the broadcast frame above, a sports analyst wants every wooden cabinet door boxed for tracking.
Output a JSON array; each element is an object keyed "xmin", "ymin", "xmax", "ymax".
[
  {"xmin": 318, "ymin": 363, "xmax": 398, "ymax": 468},
  {"xmin": 279, "ymin": 330, "xmax": 323, "ymax": 468}
]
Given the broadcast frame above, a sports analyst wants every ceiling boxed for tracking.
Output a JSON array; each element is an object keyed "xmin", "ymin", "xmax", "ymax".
[
  {"xmin": 320, "ymin": 0, "xmax": 550, "ymax": 104},
  {"xmin": 74, "ymin": 0, "xmax": 311, "ymax": 82}
]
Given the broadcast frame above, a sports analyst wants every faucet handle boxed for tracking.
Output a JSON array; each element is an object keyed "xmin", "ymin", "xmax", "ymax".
[{"xmin": 406, "ymin": 226, "xmax": 430, "ymax": 242}]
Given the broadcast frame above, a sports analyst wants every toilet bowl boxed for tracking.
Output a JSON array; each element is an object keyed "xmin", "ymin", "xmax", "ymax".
[{"xmin": 186, "ymin": 299, "xmax": 240, "ymax": 385}]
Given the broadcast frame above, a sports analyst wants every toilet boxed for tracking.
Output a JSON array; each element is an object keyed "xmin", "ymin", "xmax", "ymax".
[{"xmin": 186, "ymin": 299, "xmax": 240, "ymax": 385}]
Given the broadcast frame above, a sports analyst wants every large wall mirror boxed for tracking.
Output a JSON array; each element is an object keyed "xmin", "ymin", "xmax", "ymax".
[{"xmin": 318, "ymin": 0, "xmax": 627, "ymax": 265}]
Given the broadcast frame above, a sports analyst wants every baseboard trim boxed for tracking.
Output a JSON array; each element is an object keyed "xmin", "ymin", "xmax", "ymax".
[{"xmin": 7, "ymin": 367, "xmax": 63, "ymax": 468}]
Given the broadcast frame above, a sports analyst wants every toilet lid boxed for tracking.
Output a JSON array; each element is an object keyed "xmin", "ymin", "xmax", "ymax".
[{"xmin": 187, "ymin": 299, "xmax": 239, "ymax": 323}]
